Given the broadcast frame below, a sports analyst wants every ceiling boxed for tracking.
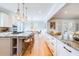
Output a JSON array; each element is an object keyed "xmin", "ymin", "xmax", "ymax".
[
  {"xmin": 54, "ymin": 3, "xmax": 79, "ymax": 19},
  {"xmin": 0, "ymin": 3, "xmax": 54, "ymax": 21}
]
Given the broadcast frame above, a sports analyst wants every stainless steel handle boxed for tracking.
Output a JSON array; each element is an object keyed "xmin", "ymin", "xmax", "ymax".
[{"xmin": 63, "ymin": 46, "xmax": 72, "ymax": 53}]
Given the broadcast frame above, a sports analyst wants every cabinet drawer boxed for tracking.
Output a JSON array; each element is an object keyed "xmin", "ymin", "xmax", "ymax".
[
  {"xmin": 56, "ymin": 44, "xmax": 74, "ymax": 56},
  {"xmin": 63, "ymin": 44, "xmax": 79, "ymax": 56},
  {"xmin": 57, "ymin": 40, "xmax": 79, "ymax": 56}
]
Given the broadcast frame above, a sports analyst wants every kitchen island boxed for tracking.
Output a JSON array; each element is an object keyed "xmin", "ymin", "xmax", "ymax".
[{"xmin": 0, "ymin": 32, "xmax": 34, "ymax": 56}]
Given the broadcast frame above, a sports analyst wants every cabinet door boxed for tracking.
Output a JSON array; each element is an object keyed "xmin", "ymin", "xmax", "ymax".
[
  {"xmin": 56, "ymin": 40, "xmax": 66, "ymax": 56},
  {"xmin": 56, "ymin": 45, "xmax": 74, "ymax": 56},
  {"xmin": 63, "ymin": 44, "xmax": 79, "ymax": 56},
  {"xmin": 17, "ymin": 39, "xmax": 23, "ymax": 55},
  {"xmin": 3, "ymin": 14, "xmax": 12, "ymax": 27},
  {"xmin": 0, "ymin": 12, "xmax": 12, "ymax": 27},
  {"xmin": 56, "ymin": 40, "xmax": 74, "ymax": 56},
  {"xmin": 0, "ymin": 37, "xmax": 11, "ymax": 56}
]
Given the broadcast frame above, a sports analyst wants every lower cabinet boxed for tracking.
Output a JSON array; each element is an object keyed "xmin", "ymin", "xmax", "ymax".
[
  {"xmin": 0, "ymin": 35, "xmax": 34, "ymax": 56},
  {"xmin": 17, "ymin": 38, "xmax": 25, "ymax": 56},
  {"xmin": 0, "ymin": 37, "xmax": 11, "ymax": 56},
  {"xmin": 56, "ymin": 41, "xmax": 73, "ymax": 56},
  {"xmin": 46, "ymin": 34, "xmax": 79, "ymax": 56},
  {"xmin": 0, "ymin": 37, "xmax": 25, "ymax": 56},
  {"xmin": 11, "ymin": 37, "xmax": 26, "ymax": 56},
  {"xmin": 56, "ymin": 40, "xmax": 79, "ymax": 56}
]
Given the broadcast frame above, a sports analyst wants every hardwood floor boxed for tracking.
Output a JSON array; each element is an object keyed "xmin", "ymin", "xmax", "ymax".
[{"xmin": 23, "ymin": 32, "xmax": 53, "ymax": 56}]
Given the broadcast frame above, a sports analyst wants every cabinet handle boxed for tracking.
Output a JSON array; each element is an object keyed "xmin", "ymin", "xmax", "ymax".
[{"xmin": 63, "ymin": 47, "xmax": 72, "ymax": 53}]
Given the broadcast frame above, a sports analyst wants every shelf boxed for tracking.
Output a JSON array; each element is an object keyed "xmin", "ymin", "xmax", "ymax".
[
  {"xmin": 12, "ymin": 37, "xmax": 17, "ymax": 56},
  {"xmin": 12, "ymin": 48, "xmax": 17, "ymax": 56},
  {"xmin": 13, "ymin": 46, "xmax": 17, "ymax": 48},
  {"xmin": 12, "ymin": 38, "xmax": 17, "ymax": 47}
]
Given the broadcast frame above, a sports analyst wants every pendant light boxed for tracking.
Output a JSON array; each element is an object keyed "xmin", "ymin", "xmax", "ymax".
[
  {"xmin": 16, "ymin": 3, "xmax": 27, "ymax": 21},
  {"xmin": 22, "ymin": 3, "xmax": 27, "ymax": 21},
  {"xmin": 16, "ymin": 3, "xmax": 21, "ymax": 20}
]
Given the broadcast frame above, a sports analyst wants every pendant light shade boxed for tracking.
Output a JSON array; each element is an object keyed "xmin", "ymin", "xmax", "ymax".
[
  {"xmin": 16, "ymin": 3, "xmax": 27, "ymax": 21},
  {"xmin": 16, "ymin": 3, "xmax": 21, "ymax": 20}
]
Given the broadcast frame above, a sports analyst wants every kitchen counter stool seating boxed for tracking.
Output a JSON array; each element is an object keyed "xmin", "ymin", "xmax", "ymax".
[{"xmin": 22, "ymin": 34, "xmax": 34, "ymax": 55}]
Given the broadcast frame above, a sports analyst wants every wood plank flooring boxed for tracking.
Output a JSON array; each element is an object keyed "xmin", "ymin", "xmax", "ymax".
[{"xmin": 23, "ymin": 32, "xmax": 53, "ymax": 56}]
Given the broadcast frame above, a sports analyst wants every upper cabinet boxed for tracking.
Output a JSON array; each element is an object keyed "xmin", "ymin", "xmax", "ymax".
[{"xmin": 0, "ymin": 12, "xmax": 12, "ymax": 27}]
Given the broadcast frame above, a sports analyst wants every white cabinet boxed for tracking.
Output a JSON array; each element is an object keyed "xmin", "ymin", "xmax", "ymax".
[
  {"xmin": 56, "ymin": 40, "xmax": 73, "ymax": 56},
  {"xmin": 45, "ymin": 33, "xmax": 57, "ymax": 55},
  {"xmin": 46, "ymin": 33, "xmax": 79, "ymax": 56},
  {"xmin": 63, "ymin": 43, "xmax": 79, "ymax": 56},
  {"xmin": 0, "ymin": 37, "xmax": 25, "ymax": 56},
  {"xmin": 56, "ymin": 40, "xmax": 79, "ymax": 56},
  {"xmin": 0, "ymin": 12, "xmax": 12, "ymax": 27},
  {"xmin": 0, "ymin": 37, "xmax": 11, "ymax": 56},
  {"xmin": 11, "ymin": 37, "xmax": 25, "ymax": 56}
]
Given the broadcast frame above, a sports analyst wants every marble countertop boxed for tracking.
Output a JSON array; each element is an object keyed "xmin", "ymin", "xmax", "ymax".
[{"xmin": 0, "ymin": 32, "xmax": 33, "ymax": 37}]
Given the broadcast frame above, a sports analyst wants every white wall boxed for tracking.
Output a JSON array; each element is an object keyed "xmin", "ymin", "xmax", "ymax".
[
  {"xmin": 24, "ymin": 20, "xmax": 46, "ymax": 32},
  {"xmin": 55, "ymin": 19, "xmax": 79, "ymax": 33}
]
